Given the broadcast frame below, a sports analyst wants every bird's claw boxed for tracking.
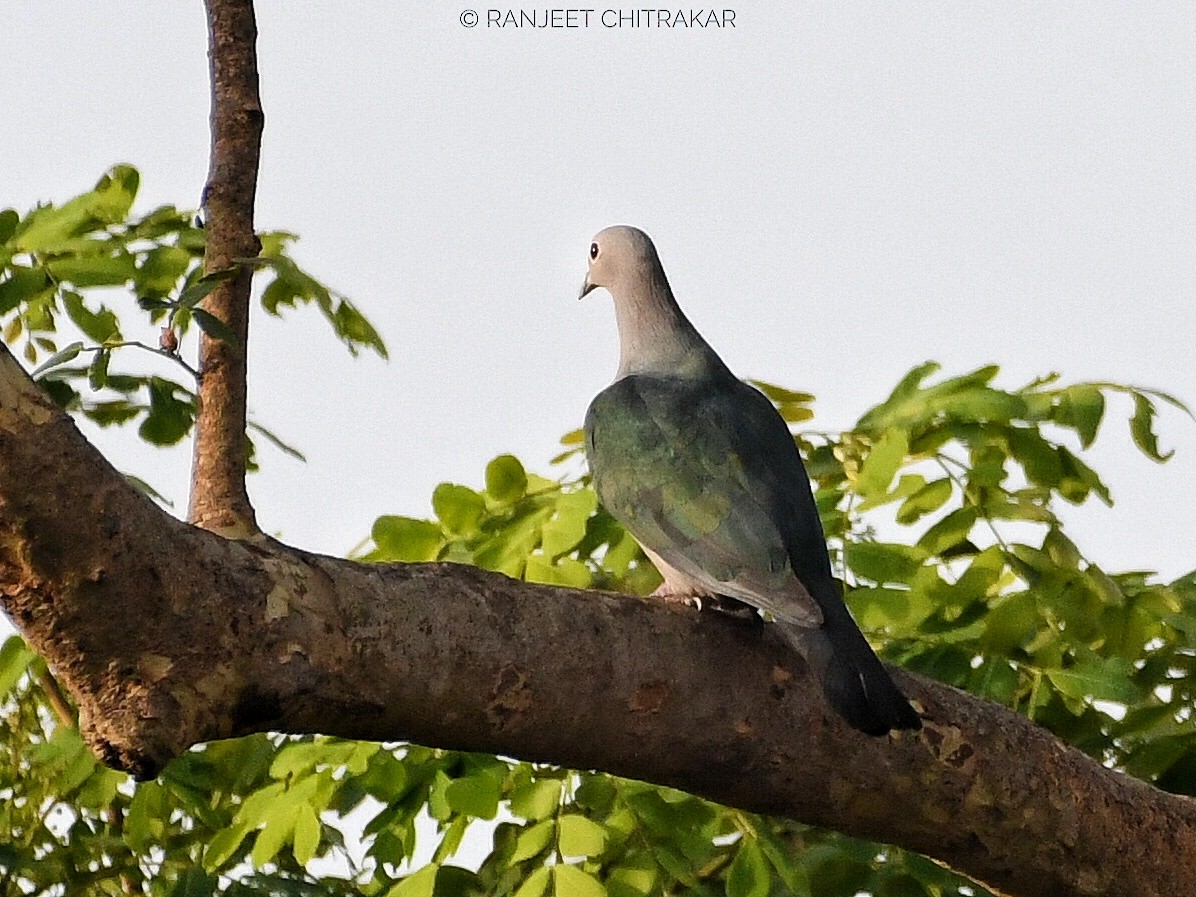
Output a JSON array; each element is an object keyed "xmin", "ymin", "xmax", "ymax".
[{"xmin": 653, "ymin": 589, "xmax": 704, "ymax": 611}]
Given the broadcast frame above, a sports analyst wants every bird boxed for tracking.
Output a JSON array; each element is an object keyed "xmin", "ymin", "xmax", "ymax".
[{"xmin": 580, "ymin": 225, "xmax": 920, "ymax": 735}]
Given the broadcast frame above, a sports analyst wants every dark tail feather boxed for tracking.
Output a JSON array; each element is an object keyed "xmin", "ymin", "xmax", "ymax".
[{"xmin": 780, "ymin": 612, "xmax": 920, "ymax": 735}]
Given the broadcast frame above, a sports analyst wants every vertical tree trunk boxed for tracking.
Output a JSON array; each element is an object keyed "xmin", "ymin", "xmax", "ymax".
[{"xmin": 189, "ymin": 0, "xmax": 264, "ymax": 534}]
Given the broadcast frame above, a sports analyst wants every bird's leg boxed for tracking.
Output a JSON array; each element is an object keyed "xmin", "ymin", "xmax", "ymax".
[{"xmin": 641, "ymin": 547, "xmax": 711, "ymax": 610}]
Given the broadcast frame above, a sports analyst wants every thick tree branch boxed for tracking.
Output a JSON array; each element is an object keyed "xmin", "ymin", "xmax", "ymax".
[
  {"xmin": 190, "ymin": 0, "xmax": 263, "ymax": 534},
  {"xmin": 0, "ymin": 346, "xmax": 1193, "ymax": 897}
]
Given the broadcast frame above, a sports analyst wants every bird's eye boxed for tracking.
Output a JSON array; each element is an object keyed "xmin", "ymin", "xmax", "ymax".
[{"xmin": 590, "ymin": 242, "xmax": 599, "ymax": 260}]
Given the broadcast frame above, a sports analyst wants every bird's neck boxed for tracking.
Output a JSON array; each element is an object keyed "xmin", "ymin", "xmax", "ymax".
[{"xmin": 611, "ymin": 278, "xmax": 727, "ymax": 381}]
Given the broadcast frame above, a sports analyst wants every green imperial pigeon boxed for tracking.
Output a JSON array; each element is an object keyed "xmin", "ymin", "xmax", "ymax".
[{"xmin": 580, "ymin": 225, "xmax": 920, "ymax": 735}]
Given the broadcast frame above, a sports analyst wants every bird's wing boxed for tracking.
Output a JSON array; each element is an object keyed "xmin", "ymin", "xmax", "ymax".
[{"xmin": 585, "ymin": 373, "xmax": 827, "ymax": 627}]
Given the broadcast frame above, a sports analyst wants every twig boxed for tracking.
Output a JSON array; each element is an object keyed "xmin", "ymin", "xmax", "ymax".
[{"xmin": 34, "ymin": 667, "xmax": 77, "ymax": 728}]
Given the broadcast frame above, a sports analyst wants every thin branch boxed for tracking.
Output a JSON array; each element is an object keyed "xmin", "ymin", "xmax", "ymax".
[
  {"xmin": 80, "ymin": 341, "xmax": 201, "ymax": 381},
  {"xmin": 33, "ymin": 668, "xmax": 76, "ymax": 729},
  {"xmin": 189, "ymin": 0, "xmax": 264, "ymax": 535},
  {"xmin": 118, "ymin": 340, "xmax": 200, "ymax": 380}
]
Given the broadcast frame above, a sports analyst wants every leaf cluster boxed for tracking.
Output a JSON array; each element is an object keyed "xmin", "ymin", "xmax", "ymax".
[
  {"xmin": 3, "ymin": 172, "xmax": 1194, "ymax": 896},
  {"xmin": 814, "ymin": 363, "xmax": 1196, "ymax": 778},
  {"xmin": 1, "ymin": 361, "xmax": 1190, "ymax": 895},
  {"xmin": 355, "ymin": 364, "xmax": 1196, "ymax": 897},
  {"xmin": 0, "ymin": 166, "xmax": 385, "ymax": 483}
]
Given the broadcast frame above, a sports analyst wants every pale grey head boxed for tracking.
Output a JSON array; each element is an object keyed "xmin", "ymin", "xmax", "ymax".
[
  {"xmin": 578, "ymin": 225, "xmax": 724, "ymax": 380},
  {"xmin": 578, "ymin": 225, "xmax": 666, "ymax": 301}
]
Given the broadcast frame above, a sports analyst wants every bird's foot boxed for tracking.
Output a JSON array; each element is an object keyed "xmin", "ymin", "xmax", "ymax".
[{"xmin": 651, "ymin": 586, "xmax": 705, "ymax": 611}]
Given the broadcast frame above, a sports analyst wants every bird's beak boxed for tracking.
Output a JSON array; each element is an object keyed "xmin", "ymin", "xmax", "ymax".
[{"xmin": 578, "ymin": 273, "xmax": 598, "ymax": 300}]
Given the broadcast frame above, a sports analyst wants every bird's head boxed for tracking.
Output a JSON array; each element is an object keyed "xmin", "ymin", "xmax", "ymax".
[{"xmin": 579, "ymin": 225, "xmax": 662, "ymax": 300}]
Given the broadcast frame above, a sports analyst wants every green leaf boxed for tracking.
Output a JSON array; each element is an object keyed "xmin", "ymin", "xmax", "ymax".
[
  {"xmin": 1057, "ymin": 384, "xmax": 1105, "ymax": 448},
  {"xmin": 87, "ymin": 347, "xmax": 110, "ymax": 390},
  {"xmin": 203, "ymin": 822, "xmax": 250, "ymax": 872},
  {"xmin": 428, "ymin": 769, "xmax": 453, "ymax": 822},
  {"xmin": 258, "ymin": 229, "xmax": 300, "ymax": 257},
  {"xmin": 807, "ymin": 851, "xmax": 873, "ymax": 897},
  {"xmin": 487, "ymin": 454, "xmax": 528, "ymax": 504},
  {"xmin": 895, "ymin": 478, "xmax": 953, "ymax": 525},
  {"xmin": 874, "ymin": 362, "xmax": 941, "ymax": 413},
  {"xmin": 749, "ymin": 380, "xmax": 814, "ymax": 405},
  {"xmin": 510, "ymin": 777, "xmax": 562, "ymax": 821},
  {"xmin": 247, "ymin": 421, "xmax": 307, "ymax": 462},
  {"xmin": 525, "ymin": 555, "xmax": 593, "ymax": 589},
  {"xmin": 445, "ymin": 773, "xmax": 501, "ymax": 819},
  {"xmin": 386, "ymin": 863, "xmax": 440, "ymax": 897},
  {"xmin": 1007, "ymin": 427, "xmax": 1064, "ymax": 488},
  {"xmin": 0, "ymin": 635, "xmax": 34, "ymax": 696},
  {"xmin": 553, "ymin": 864, "xmax": 606, "ymax": 897},
  {"xmin": 250, "ymin": 800, "xmax": 299, "ymax": 868},
  {"xmin": 1046, "ymin": 659, "xmax": 1138, "ymax": 705},
  {"xmin": 755, "ymin": 825, "xmax": 806, "ymax": 894},
  {"xmin": 137, "ymin": 244, "xmax": 195, "ymax": 297},
  {"xmin": 978, "ymin": 591, "xmax": 1036, "ymax": 653},
  {"xmin": 76, "ymin": 762, "xmax": 124, "ymax": 809},
  {"xmin": 91, "ymin": 164, "xmax": 141, "ymax": 221},
  {"xmin": 124, "ymin": 781, "xmax": 168, "ymax": 853},
  {"xmin": 845, "ymin": 541, "xmax": 925, "ymax": 585},
  {"xmin": 138, "ymin": 377, "xmax": 195, "ymax": 446},
  {"xmin": 726, "ymin": 838, "xmax": 770, "ymax": 897},
  {"xmin": 370, "ymin": 515, "xmax": 444, "ymax": 562},
  {"xmin": 437, "ymin": 865, "xmax": 482, "ymax": 897},
  {"xmin": 1042, "ymin": 527, "xmax": 1082, "ymax": 570},
  {"xmin": 13, "ymin": 166, "xmax": 139, "ymax": 252},
  {"xmin": 917, "ymin": 507, "xmax": 977, "ymax": 557},
  {"xmin": 876, "ymin": 872, "xmax": 935, "ymax": 897},
  {"xmin": 178, "ymin": 266, "xmax": 239, "ymax": 308},
  {"xmin": 541, "ymin": 489, "xmax": 599, "ymax": 557},
  {"xmin": 847, "ymin": 586, "xmax": 912, "ymax": 630},
  {"xmin": 1130, "ymin": 392, "xmax": 1172, "ymax": 462},
  {"xmin": 751, "ymin": 379, "xmax": 816, "ymax": 423},
  {"xmin": 333, "ymin": 298, "xmax": 389, "ymax": 358},
  {"xmin": 511, "ymin": 819, "xmax": 555, "ymax": 862},
  {"xmin": 192, "ymin": 308, "xmax": 241, "ymax": 346},
  {"xmin": 2, "ymin": 314, "xmax": 21, "ymax": 343},
  {"xmin": 170, "ymin": 867, "xmax": 217, "ymax": 897},
  {"xmin": 1058, "ymin": 447, "xmax": 1112, "ymax": 506},
  {"xmin": 558, "ymin": 814, "xmax": 607, "ymax": 858},
  {"xmin": 606, "ymin": 859, "xmax": 658, "ymax": 897},
  {"xmin": 0, "ymin": 266, "xmax": 54, "ymax": 316},
  {"xmin": 31, "ymin": 341, "xmax": 84, "ymax": 378},
  {"xmin": 46, "ymin": 253, "xmax": 136, "ymax": 289},
  {"xmin": 434, "ymin": 483, "xmax": 487, "ymax": 536},
  {"xmin": 513, "ymin": 867, "xmax": 551, "ymax": 897},
  {"xmin": 85, "ymin": 399, "xmax": 142, "ymax": 427},
  {"xmin": 373, "ymin": 828, "xmax": 408, "ymax": 868},
  {"xmin": 854, "ymin": 429, "xmax": 909, "ymax": 498},
  {"xmin": 292, "ymin": 802, "xmax": 321, "ymax": 866},
  {"xmin": 0, "ymin": 208, "xmax": 18, "ymax": 244}
]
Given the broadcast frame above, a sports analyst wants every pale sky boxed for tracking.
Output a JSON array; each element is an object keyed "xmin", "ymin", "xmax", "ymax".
[{"xmin": 6, "ymin": 2, "xmax": 1195, "ymax": 586}]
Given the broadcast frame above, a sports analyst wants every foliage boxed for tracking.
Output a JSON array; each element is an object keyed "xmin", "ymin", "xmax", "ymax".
[
  {"xmin": 3, "ymin": 171, "xmax": 1196, "ymax": 895},
  {"xmin": 0, "ymin": 165, "xmax": 385, "ymax": 478},
  {"xmin": 4, "ymin": 374, "xmax": 1194, "ymax": 895}
]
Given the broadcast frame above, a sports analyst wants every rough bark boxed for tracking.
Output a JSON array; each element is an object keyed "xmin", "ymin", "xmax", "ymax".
[
  {"xmin": 0, "ymin": 345, "xmax": 1192, "ymax": 897},
  {"xmin": 189, "ymin": 0, "xmax": 263, "ymax": 534}
]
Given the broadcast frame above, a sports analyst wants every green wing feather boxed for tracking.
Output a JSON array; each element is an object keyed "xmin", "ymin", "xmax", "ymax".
[{"xmin": 585, "ymin": 372, "xmax": 823, "ymax": 626}]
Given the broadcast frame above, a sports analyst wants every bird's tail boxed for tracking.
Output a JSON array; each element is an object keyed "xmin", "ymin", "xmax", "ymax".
[{"xmin": 780, "ymin": 606, "xmax": 920, "ymax": 735}]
